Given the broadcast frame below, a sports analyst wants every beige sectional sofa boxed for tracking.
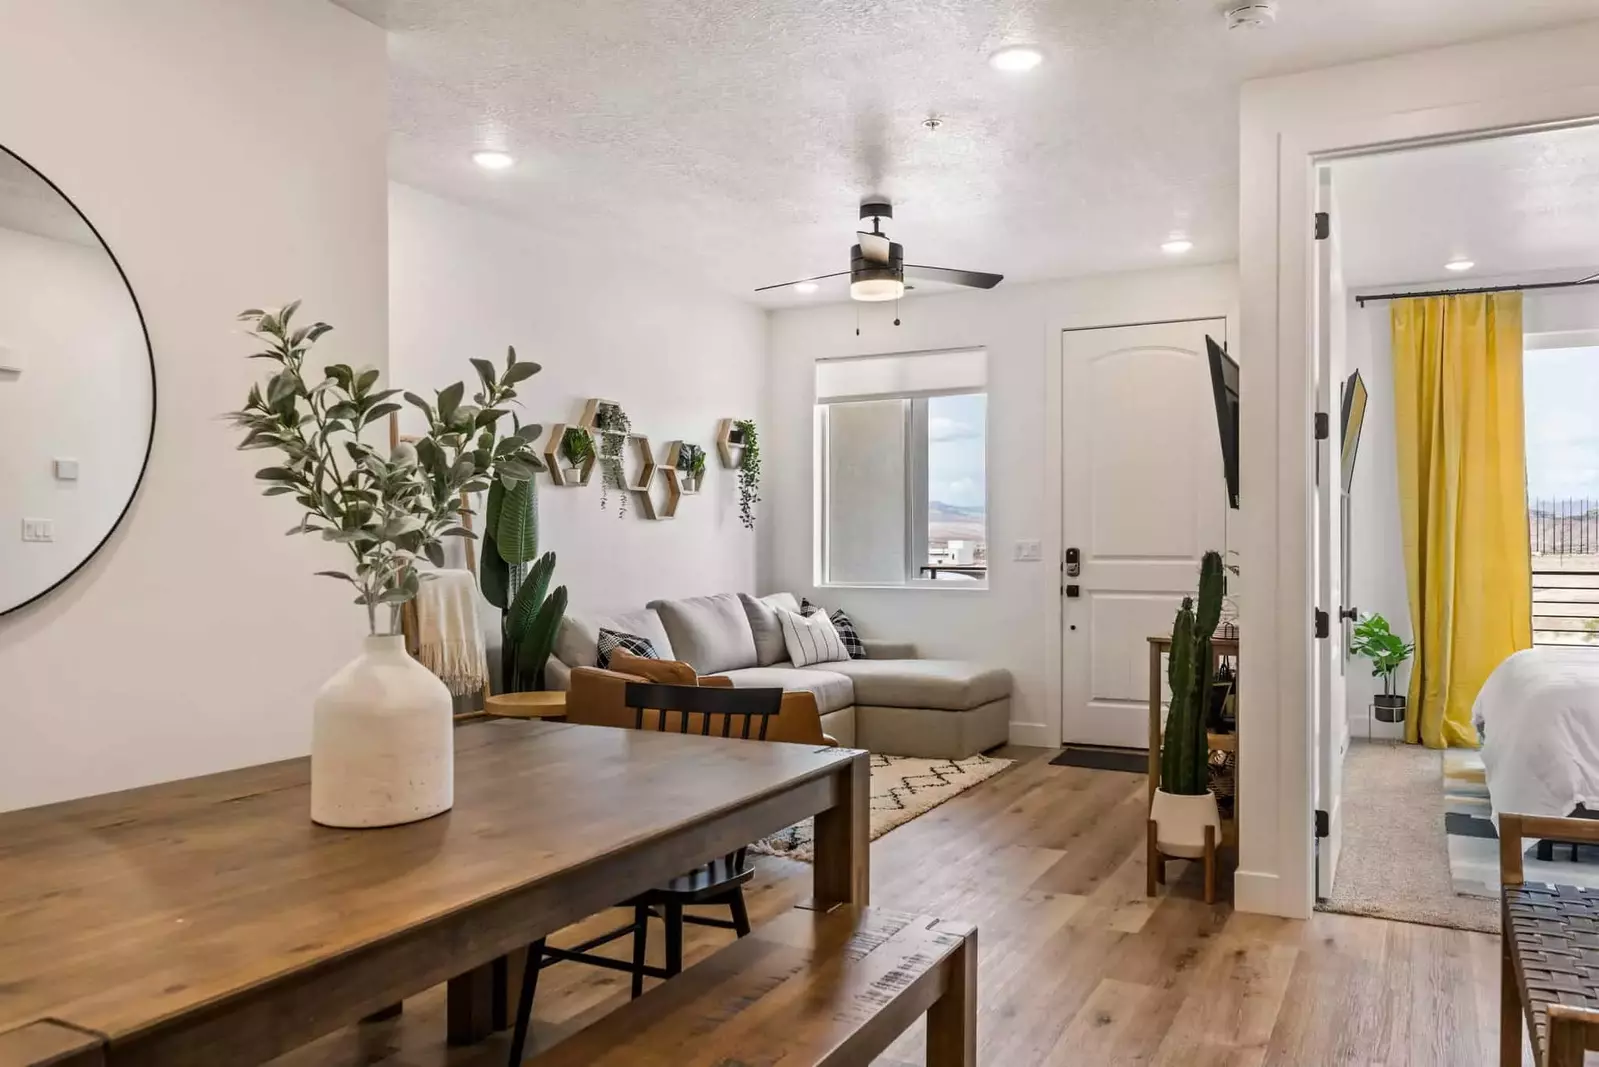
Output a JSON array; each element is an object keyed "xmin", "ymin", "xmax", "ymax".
[{"xmin": 546, "ymin": 592, "xmax": 1012, "ymax": 759}]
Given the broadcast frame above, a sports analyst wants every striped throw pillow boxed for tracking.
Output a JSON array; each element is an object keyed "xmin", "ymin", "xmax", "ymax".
[{"xmin": 778, "ymin": 608, "xmax": 850, "ymax": 667}]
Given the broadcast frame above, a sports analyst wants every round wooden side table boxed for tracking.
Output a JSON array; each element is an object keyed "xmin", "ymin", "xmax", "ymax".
[{"xmin": 484, "ymin": 691, "xmax": 568, "ymax": 721}]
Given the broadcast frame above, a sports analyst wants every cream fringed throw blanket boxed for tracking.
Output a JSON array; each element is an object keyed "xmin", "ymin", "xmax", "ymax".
[{"xmin": 414, "ymin": 569, "xmax": 488, "ymax": 696}]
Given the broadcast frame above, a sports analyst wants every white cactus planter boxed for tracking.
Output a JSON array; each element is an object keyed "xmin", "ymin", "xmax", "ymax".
[
  {"xmin": 311, "ymin": 634, "xmax": 454, "ymax": 828},
  {"xmin": 1150, "ymin": 789, "xmax": 1220, "ymax": 859}
]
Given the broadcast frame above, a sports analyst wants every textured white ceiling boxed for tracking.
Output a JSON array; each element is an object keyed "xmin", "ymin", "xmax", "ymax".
[
  {"xmin": 334, "ymin": 0, "xmax": 1599, "ymax": 305},
  {"xmin": 0, "ymin": 151, "xmax": 96, "ymax": 247},
  {"xmin": 1334, "ymin": 123, "xmax": 1599, "ymax": 289}
]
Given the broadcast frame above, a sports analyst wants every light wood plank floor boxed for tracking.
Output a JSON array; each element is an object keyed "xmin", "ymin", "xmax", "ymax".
[{"xmin": 272, "ymin": 747, "xmax": 1507, "ymax": 1067}]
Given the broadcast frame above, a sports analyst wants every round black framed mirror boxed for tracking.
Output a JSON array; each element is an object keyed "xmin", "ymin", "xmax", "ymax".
[{"xmin": 0, "ymin": 145, "xmax": 154, "ymax": 616}]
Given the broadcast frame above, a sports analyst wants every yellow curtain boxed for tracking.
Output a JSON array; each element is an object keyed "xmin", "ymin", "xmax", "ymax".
[{"xmin": 1392, "ymin": 293, "xmax": 1531, "ymax": 748}]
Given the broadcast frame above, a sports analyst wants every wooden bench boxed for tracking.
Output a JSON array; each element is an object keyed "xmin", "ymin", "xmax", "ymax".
[
  {"xmin": 1500, "ymin": 813, "xmax": 1599, "ymax": 1066},
  {"xmin": 526, "ymin": 905, "xmax": 977, "ymax": 1067}
]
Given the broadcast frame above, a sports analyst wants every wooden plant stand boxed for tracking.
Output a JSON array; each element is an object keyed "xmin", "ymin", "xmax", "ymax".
[{"xmin": 1147, "ymin": 820, "xmax": 1218, "ymax": 904}]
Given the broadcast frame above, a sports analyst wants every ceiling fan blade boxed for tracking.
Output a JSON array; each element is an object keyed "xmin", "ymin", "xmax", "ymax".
[
  {"xmin": 903, "ymin": 264, "xmax": 1004, "ymax": 289},
  {"xmin": 857, "ymin": 232, "xmax": 892, "ymax": 265},
  {"xmin": 753, "ymin": 270, "xmax": 850, "ymax": 293}
]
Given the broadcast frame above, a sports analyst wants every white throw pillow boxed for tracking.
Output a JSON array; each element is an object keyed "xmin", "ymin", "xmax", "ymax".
[{"xmin": 778, "ymin": 607, "xmax": 850, "ymax": 667}]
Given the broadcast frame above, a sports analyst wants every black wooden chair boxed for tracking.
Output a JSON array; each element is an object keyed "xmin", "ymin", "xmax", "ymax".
[{"xmin": 507, "ymin": 682, "xmax": 786, "ymax": 1065}]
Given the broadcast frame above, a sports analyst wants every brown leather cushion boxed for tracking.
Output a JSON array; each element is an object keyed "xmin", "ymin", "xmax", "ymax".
[{"xmin": 608, "ymin": 649, "xmax": 698, "ymax": 685}]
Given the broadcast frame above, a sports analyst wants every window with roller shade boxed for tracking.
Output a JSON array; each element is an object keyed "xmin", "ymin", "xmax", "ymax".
[{"xmin": 815, "ymin": 349, "xmax": 988, "ymax": 587}]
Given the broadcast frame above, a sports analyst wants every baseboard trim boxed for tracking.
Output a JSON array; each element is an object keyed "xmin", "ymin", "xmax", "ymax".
[{"xmin": 1008, "ymin": 721, "xmax": 1057, "ymax": 749}]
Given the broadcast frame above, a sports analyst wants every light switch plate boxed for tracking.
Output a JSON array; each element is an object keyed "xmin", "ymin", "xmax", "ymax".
[
  {"xmin": 53, "ymin": 457, "xmax": 79, "ymax": 481},
  {"xmin": 22, "ymin": 518, "xmax": 54, "ymax": 542},
  {"xmin": 1014, "ymin": 539, "xmax": 1043, "ymax": 562}
]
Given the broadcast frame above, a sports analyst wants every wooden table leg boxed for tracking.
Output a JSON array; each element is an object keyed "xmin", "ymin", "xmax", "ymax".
[
  {"xmin": 813, "ymin": 752, "xmax": 871, "ymax": 908},
  {"xmin": 926, "ymin": 928, "xmax": 977, "ymax": 1067},
  {"xmin": 1501, "ymin": 929, "xmax": 1522, "ymax": 1066},
  {"xmin": 447, "ymin": 957, "xmax": 504, "ymax": 1045}
]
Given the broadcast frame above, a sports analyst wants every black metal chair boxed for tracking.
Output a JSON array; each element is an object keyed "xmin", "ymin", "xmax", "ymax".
[{"xmin": 506, "ymin": 682, "xmax": 785, "ymax": 1065}]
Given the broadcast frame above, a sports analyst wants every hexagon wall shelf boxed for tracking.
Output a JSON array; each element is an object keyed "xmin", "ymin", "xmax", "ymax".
[
  {"xmin": 715, "ymin": 418, "xmax": 748, "ymax": 469},
  {"xmin": 542, "ymin": 423, "xmax": 595, "ymax": 487}
]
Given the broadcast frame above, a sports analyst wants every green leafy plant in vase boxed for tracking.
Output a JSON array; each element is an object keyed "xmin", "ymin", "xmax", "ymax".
[
  {"xmin": 676, "ymin": 443, "xmax": 706, "ymax": 491},
  {"xmin": 1152, "ymin": 549, "xmax": 1225, "ymax": 859},
  {"xmin": 228, "ymin": 302, "xmax": 548, "ymax": 827},
  {"xmin": 1350, "ymin": 613, "xmax": 1414, "ymax": 724}
]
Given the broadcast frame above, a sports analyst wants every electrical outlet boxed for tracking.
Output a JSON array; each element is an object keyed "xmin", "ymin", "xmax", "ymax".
[
  {"xmin": 1014, "ymin": 539, "xmax": 1042, "ymax": 562},
  {"xmin": 21, "ymin": 518, "xmax": 54, "ymax": 542}
]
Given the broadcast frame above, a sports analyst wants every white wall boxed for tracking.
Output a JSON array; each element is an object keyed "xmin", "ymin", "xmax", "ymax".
[
  {"xmin": 388, "ymin": 183, "xmax": 764, "ymax": 622},
  {"xmin": 0, "ymin": 0, "xmax": 387, "ymax": 812},
  {"xmin": 0, "ymin": 225, "xmax": 151, "ymax": 610},
  {"xmin": 1239, "ymin": 19, "xmax": 1599, "ymax": 918},
  {"xmin": 764, "ymin": 264, "xmax": 1239, "ymax": 746},
  {"xmin": 1341, "ymin": 280, "xmax": 1599, "ymax": 738}
]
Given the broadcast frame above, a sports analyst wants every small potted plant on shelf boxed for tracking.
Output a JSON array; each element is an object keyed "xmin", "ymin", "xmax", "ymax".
[
  {"xmin": 1351, "ymin": 613, "xmax": 1414, "ymax": 723},
  {"xmin": 560, "ymin": 426, "xmax": 593, "ymax": 482},
  {"xmin": 676, "ymin": 443, "xmax": 705, "ymax": 491},
  {"xmin": 1152, "ymin": 550, "xmax": 1225, "ymax": 860}
]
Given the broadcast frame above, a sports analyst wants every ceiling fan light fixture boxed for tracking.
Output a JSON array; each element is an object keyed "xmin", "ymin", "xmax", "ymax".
[
  {"xmin": 792, "ymin": 281, "xmax": 819, "ymax": 294},
  {"xmin": 850, "ymin": 277, "xmax": 905, "ymax": 302},
  {"xmin": 989, "ymin": 45, "xmax": 1044, "ymax": 73}
]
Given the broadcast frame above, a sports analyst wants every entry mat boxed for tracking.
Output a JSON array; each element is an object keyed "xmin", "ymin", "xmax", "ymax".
[{"xmin": 1050, "ymin": 746, "xmax": 1147, "ymax": 774}]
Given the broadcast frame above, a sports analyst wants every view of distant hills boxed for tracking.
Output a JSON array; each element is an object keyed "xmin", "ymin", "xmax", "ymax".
[{"xmin": 929, "ymin": 501, "xmax": 986, "ymax": 544}]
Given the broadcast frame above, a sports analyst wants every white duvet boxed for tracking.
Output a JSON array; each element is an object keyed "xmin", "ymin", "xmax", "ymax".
[{"xmin": 1475, "ymin": 646, "xmax": 1599, "ymax": 821}]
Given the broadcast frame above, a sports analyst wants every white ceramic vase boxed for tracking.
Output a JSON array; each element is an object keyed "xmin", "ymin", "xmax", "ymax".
[
  {"xmin": 311, "ymin": 634, "xmax": 454, "ymax": 828},
  {"xmin": 1150, "ymin": 789, "xmax": 1221, "ymax": 859}
]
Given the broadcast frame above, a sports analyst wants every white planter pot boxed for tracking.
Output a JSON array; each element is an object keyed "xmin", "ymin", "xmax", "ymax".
[
  {"xmin": 1150, "ymin": 789, "xmax": 1221, "ymax": 859},
  {"xmin": 311, "ymin": 634, "xmax": 454, "ymax": 828}
]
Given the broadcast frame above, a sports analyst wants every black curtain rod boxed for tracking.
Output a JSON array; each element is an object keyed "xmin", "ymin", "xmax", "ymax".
[{"xmin": 1355, "ymin": 274, "xmax": 1599, "ymax": 307}]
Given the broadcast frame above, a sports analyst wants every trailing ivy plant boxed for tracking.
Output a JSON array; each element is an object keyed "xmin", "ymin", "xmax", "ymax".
[
  {"xmin": 734, "ymin": 418, "xmax": 760, "ymax": 529},
  {"xmin": 595, "ymin": 403, "xmax": 631, "ymax": 519},
  {"xmin": 227, "ymin": 302, "xmax": 546, "ymax": 636}
]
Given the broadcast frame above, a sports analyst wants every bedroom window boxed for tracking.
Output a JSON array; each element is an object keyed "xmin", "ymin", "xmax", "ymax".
[
  {"xmin": 1525, "ymin": 344, "xmax": 1599, "ymax": 647},
  {"xmin": 815, "ymin": 349, "xmax": 988, "ymax": 587}
]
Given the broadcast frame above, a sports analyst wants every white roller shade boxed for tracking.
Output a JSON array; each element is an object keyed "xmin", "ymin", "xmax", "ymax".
[{"xmin": 815, "ymin": 348, "xmax": 987, "ymax": 403}]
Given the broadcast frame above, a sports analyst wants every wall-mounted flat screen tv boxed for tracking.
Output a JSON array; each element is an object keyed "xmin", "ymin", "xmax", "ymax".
[
  {"xmin": 1341, "ymin": 369, "xmax": 1368, "ymax": 494},
  {"xmin": 1206, "ymin": 335, "xmax": 1239, "ymax": 510}
]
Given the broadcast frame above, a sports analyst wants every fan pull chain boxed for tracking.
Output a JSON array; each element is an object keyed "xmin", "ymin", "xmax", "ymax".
[
  {"xmin": 855, "ymin": 303, "xmax": 860, "ymax": 337},
  {"xmin": 894, "ymin": 296, "xmax": 901, "ymax": 327}
]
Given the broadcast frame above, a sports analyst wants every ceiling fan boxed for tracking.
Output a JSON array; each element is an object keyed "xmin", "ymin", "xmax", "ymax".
[{"xmin": 755, "ymin": 201, "xmax": 1003, "ymax": 302}]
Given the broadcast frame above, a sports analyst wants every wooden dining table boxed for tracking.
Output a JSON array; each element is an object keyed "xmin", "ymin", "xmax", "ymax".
[{"xmin": 0, "ymin": 720, "xmax": 869, "ymax": 1067}]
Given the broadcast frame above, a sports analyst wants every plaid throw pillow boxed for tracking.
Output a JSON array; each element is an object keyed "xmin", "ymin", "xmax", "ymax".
[
  {"xmin": 800, "ymin": 599, "xmax": 866, "ymax": 660},
  {"xmin": 596, "ymin": 628, "xmax": 658, "ymax": 670}
]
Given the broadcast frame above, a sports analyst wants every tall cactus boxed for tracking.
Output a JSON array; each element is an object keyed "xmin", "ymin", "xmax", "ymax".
[{"xmin": 1160, "ymin": 550, "xmax": 1227, "ymax": 796}]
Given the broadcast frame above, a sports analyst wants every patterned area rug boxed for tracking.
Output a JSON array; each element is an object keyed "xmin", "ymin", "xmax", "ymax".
[
  {"xmin": 749, "ymin": 752, "xmax": 1013, "ymax": 863},
  {"xmin": 1443, "ymin": 748, "xmax": 1599, "ymax": 898}
]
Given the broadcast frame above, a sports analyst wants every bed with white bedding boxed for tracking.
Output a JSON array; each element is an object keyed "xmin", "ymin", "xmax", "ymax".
[{"xmin": 1474, "ymin": 646, "xmax": 1599, "ymax": 821}]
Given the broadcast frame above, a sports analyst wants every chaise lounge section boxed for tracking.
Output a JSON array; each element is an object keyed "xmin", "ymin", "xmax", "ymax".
[{"xmin": 546, "ymin": 591, "xmax": 1011, "ymax": 759}]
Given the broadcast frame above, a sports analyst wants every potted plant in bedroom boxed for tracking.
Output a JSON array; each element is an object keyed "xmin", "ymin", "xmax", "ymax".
[
  {"xmin": 227, "ymin": 302, "xmax": 546, "ymax": 829},
  {"xmin": 1351, "ymin": 613, "xmax": 1414, "ymax": 723},
  {"xmin": 1152, "ymin": 550, "xmax": 1225, "ymax": 862}
]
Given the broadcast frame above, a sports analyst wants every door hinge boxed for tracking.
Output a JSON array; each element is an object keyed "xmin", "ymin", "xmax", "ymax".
[
  {"xmin": 1315, "ymin": 809, "xmax": 1330, "ymax": 838},
  {"xmin": 1314, "ymin": 609, "xmax": 1330, "ymax": 639},
  {"xmin": 1314, "ymin": 411, "xmax": 1329, "ymax": 440},
  {"xmin": 1314, "ymin": 211, "xmax": 1330, "ymax": 240}
]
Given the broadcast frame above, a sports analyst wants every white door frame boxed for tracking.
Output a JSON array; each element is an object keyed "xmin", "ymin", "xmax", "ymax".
[{"xmin": 1237, "ymin": 23, "xmax": 1599, "ymax": 920}]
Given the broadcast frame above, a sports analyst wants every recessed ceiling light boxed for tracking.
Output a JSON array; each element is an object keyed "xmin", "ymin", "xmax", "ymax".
[
  {"xmin": 1445, "ymin": 258, "xmax": 1475, "ymax": 272},
  {"xmin": 989, "ymin": 45, "xmax": 1044, "ymax": 73},
  {"xmin": 1162, "ymin": 238, "xmax": 1194, "ymax": 255},
  {"xmin": 471, "ymin": 150, "xmax": 514, "ymax": 171},
  {"xmin": 792, "ymin": 282, "xmax": 819, "ymax": 294}
]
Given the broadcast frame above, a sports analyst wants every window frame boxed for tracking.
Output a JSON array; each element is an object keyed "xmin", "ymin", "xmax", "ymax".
[{"xmin": 815, "ymin": 386, "xmax": 989, "ymax": 591}]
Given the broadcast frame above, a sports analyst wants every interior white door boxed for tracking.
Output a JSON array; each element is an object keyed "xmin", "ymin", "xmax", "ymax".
[
  {"xmin": 1313, "ymin": 168, "xmax": 1348, "ymax": 899},
  {"xmin": 1061, "ymin": 318, "xmax": 1230, "ymax": 749}
]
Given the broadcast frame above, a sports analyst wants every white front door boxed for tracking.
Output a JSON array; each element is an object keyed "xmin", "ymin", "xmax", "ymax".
[
  {"xmin": 1061, "ymin": 318, "xmax": 1231, "ymax": 749},
  {"xmin": 1313, "ymin": 169, "xmax": 1348, "ymax": 898}
]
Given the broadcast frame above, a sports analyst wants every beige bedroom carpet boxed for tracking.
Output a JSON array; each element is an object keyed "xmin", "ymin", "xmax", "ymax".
[
  {"xmin": 1318, "ymin": 740, "xmax": 1498, "ymax": 933},
  {"xmin": 750, "ymin": 752, "xmax": 1013, "ymax": 862}
]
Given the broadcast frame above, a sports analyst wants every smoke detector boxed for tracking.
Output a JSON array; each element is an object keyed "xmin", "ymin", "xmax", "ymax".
[{"xmin": 1226, "ymin": 3, "xmax": 1277, "ymax": 29}]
